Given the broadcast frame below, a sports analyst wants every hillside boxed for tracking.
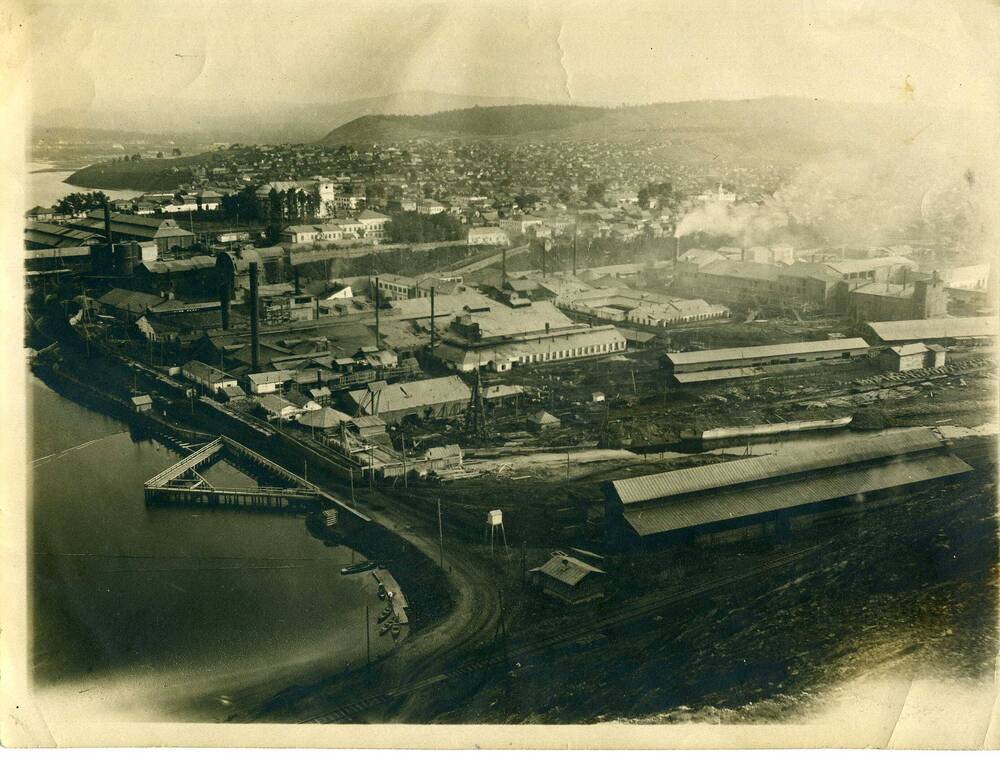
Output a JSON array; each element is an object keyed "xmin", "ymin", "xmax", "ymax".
[
  {"xmin": 36, "ymin": 91, "xmax": 551, "ymax": 144},
  {"xmin": 66, "ymin": 153, "xmax": 211, "ymax": 191},
  {"xmin": 319, "ymin": 97, "xmax": 947, "ymax": 161}
]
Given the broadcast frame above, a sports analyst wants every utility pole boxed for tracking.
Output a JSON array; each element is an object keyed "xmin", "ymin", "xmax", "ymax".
[
  {"xmin": 401, "ymin": 430, "xmax": 408, "ymax": 488},
  {"xmin": 374, "ymin": 277, "xmax": 381, "ymax": 349},
  {"xmin": 521, "ymin": 540, "xmax": 526, "ymax": 589},
  {"xmin": 437, "ymin": 499, "xmax": 444, "ymax": 569},
  {"xmin": 429, "ymin": 286, "xmax": 436, "ymax": 357},
  {"xmin": 572, "ymin": 225, "xmax": 578, "ymax": 276},
  {"xmin": 365, "ymin": 604, "xmax": 371, "ymax": 670}
]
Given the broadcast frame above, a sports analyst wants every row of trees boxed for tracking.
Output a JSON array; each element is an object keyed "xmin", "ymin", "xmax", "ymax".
[
  {"xmin": 53, "ymin": 191, "xmax": 109, "ymax": 215},
  {"xmin": 386, "ymin": 211, "xmax": 464, "ymax": 244},
  {"xmin": 637, "ymin": 181, "xmax": 675, "ymax": 210}
]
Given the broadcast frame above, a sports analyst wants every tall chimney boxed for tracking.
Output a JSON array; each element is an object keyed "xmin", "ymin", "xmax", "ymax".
[
  {"xmin": 102, "ymin": 200, "xmax": 113, "ymax": 244},
  {"xmin": 674, "ymin": 235, "xmax": 680, "ymax": 269},
  {"xmin": 249, "ymin": 261, "xmax": 260, "ymax": 372},
  {"xmin": 374, "ymin": 277, "xmax": 381, "ymax": 349},
  {"xmin": 501, "ymin": 248, "xmax": 507, "ymax": 289}
]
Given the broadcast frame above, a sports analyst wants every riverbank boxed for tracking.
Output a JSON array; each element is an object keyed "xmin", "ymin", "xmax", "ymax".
[
  {"xmin": 66, "ymin": 153, "xmax": 206, "ymax": 192},
  {"xmin": 27, "ymin": 160, "xmax": 144, "ymax": 208},
  {"xmin": 27, "ymin": 340, "xmax": 478, "ymax": 721}
]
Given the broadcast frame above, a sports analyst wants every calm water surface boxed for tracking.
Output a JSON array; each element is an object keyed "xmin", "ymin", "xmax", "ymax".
[{"xmin": 30, "ymin": 375, "xmax": 387, "ymax": 717}]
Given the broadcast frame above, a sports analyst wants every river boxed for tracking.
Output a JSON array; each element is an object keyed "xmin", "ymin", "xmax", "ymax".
[
  {"xmin": 29, "ymin": 374, "xmax": 391, "ymax": 721},
  {"xmin": 27, "ymin": 161, "xmax": 144, "ymax": 209}
]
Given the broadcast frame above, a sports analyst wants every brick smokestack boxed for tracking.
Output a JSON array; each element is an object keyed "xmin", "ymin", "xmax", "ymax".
[
  {"xmin": 501, "ymin": 248, "xmax": 507, "ymax": 288},
  {"xmin": 249, "ymin": 261, "xmax": 260, "ymax": 372},
  {"xmin": 103, "ymin": 200, "xmax": 113, "ymax": 244}
]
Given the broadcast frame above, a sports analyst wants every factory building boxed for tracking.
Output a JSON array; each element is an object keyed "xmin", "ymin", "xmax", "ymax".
[
  {"xmin": 673, "ymin": 256, "xmax": 918, "ymax": 312},
  {"xmin": 841, "ymin": 274, "xmax": 946, "ymax": 323},
  {"xmin": 25, "ymin": 221, "xmax": 103, "ymax": 250},
  {"xmin": 563, "ymin": 288, "xmax": 729, "ymax": 327},
  {"xmin": 66, "ymin": 211, "xmax": 195, "ymax": 253},
  {"xmin": 605, "ymin": 429, "xmax": 971, "ymax": 545},
  {"xmin": 662, "ymin": 338, "xmax": 870, "ymax": 384},
  {"xmin": 433, "ymin": 299, "xmax": 627, "ymax": 373},
  {"xmin": 864, "ymin": 316, "xmax": 998, "ymax": 345},
  {"xmin": 345, "ymin": 376, "xmax": 471, "ymax": 424}
]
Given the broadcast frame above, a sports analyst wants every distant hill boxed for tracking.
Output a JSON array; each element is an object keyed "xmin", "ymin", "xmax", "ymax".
[
  {"xmin": 35, "ymin": 91, "xmax": 554, "ymax": 144},
  {"xmin": 319, "ymin": 97, "xmax": 950, "ymax": 162}
]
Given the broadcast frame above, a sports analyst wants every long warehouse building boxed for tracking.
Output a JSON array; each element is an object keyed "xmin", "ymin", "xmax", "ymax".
[
  {"xmin": 605, "ymin": 428, "xmax": 971, "ymax": 545},
  {"xmin": 864, "ymin": 316, "xmax": 998, "ymax": 345},
  {"xmin": 662, "ymin": 337, "xmax": 870, "ymax": 384}
]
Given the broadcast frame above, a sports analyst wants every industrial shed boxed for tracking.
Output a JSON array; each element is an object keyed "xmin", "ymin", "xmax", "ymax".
[
  {"xmin": 663, "ymin": 338, "xmax": 870, "ymax": 382},
  {"xmin": 345, "ymin": 376, "xmax": 471, "ymax": 424},
  {"xmin": 605, "ymin": 429, "xmax": 971, "ymax": 545},
  {"xmin": 864, "ymin": 317, "xmax": 998, "ymax": 345}
]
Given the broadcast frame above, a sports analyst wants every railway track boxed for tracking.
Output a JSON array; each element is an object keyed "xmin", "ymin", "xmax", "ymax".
[{"xmin": 299, "ymin": 543, "xmax": 823, "ymax": 723}]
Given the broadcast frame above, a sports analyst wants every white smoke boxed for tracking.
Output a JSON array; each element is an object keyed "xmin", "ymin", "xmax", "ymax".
[{"xmin": 673, "ymin": 117, "xmax": 998, "ymax": 254}]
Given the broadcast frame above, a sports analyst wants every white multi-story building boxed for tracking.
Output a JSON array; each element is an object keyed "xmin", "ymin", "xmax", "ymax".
[
  {"xmin": 467, "ymin": 226, "xmax": 510, "ymax": 246},
  {"xmin": 358, "ymin": 210, "xmax": 390, "ymax": 241}
]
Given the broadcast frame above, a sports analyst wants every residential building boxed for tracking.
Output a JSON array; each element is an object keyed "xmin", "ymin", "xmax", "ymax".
[{"xmin": 181, "ymin": 360, "xmax": 240, "ymax": 393}]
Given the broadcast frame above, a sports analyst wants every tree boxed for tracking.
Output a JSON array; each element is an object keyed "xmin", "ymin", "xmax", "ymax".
[
  {"xmin": 514, "ymin": 192, "xmax": 540, "ymax": 210},
  {"xmin": 156, "ymin": 151, "xmax": 164, "ymax": 159},
  {"xmin": 585, "ymin": 182, "xmax": 607, "ymax": 205},
  {"xmin": 172, "ymin": 148, "xmax": 181, "ymax": 156}
]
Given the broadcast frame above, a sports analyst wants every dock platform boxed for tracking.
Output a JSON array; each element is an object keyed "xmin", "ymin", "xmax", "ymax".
[{"xmin": 143, "ymin": 436, "xmax": 370, "ymax": 523}]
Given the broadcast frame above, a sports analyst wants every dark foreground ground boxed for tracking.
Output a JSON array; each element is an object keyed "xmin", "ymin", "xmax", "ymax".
[{"xmin": 389, "ymin": 437, "xmax": 997, "ymax": 724}]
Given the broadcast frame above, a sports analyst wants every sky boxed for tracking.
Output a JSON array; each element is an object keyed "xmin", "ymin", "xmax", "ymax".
[{"xmin": 25, "ymin": 0, "xmax": 1000, "ymax": 117}]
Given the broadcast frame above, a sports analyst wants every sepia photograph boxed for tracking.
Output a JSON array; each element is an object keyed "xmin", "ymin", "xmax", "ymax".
[{"xmin": 3, "ymin": 0, "xmax": 1000, "ymax": 748}]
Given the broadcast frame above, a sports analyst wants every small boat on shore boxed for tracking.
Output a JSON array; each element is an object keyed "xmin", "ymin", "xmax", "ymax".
[
  {"xmin": 379, "ymin": 621, "xmax": 393, "ymax": 636},
  {"xmin": 377, "ymin": 606, "xmax": 393, "ymax": 623},
  {"xmin": 390, "ymin": 624, "xmax": 401, "ymax": 640},
  {"xmin": 341, "ymin": 560, "xmax": 378, "ymax": 575}
]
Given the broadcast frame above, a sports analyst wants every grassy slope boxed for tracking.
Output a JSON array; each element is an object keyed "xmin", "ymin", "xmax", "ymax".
[{"xmin": 66, "ymin": 153, "xmax": 211, "ymax": 191}]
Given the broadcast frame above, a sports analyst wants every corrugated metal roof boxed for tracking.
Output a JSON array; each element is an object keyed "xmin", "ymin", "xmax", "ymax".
[
  {"xmin": 673, "ymin": 367, "xmax": 763, "ymax": 383},
  {"xmin": 666, "ymin": 338, "xmax": 870, "ymax": 367},
  {"xmin": 611, "ymin": 428, "xmax": 943, "ymax": 506},
  {"xmin": 623, "ymin": 452, "xmax": 971, "ymax": 536},
  {"xmin": 867, "ymin": 317, "xmax": 998, "ymax": 343}
]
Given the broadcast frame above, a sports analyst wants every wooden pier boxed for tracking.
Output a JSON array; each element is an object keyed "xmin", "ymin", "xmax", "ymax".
[{"xmin": 143, "ymin": 436, "xmax": 370, "ymax": 523}]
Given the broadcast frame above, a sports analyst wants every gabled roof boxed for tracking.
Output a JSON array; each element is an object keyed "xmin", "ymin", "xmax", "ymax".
[
  {"xmin": 347, "ymin": 375, "xmax": 470, "ymax": 415},
  {"xmin": 98, "ymin": 288, "xmax": 165, "ymax": 312},
  {"xmin": 610, "ymin": 428, "xmax": 943, "ymax": 506},
  {"xmin": 665, "ymin": 338, "xmax": 869, "ymax": 367},
  {"xmin": 531, "ymin": 552, "xmax": 605, "ymax": 587}
]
